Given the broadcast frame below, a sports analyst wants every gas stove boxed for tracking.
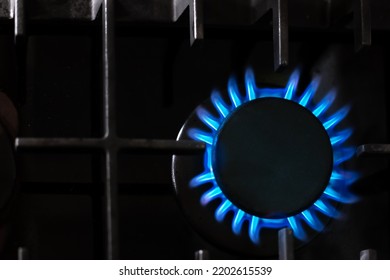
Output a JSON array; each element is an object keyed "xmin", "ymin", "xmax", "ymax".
[{"xmin": 0, "ymin": 0, "xmax": 389, "ymax": 260}]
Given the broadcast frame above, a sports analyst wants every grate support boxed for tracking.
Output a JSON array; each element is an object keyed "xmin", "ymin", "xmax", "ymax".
[{"xmin": 14, "ymin": 0, "xmax": 205, "ymax": 260}]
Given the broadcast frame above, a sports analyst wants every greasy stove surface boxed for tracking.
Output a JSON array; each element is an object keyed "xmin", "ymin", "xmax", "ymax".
[{"xmin": 0, "ymin": 1, "xmax": 389, "ymax": 260}]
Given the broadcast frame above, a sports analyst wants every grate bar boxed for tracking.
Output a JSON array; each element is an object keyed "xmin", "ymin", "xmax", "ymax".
[
  {"xmin": 104, "ymin": 148, "xmax": 118, "ymax": 260},
  {"xmin": 15, "ymin": 138, "xmax": 205, "ymax": 154},
  {"xmin": 14, "ymin": 0, "xmax": 27, "ymax": 103},
  {"xmin": 15, "ymin": 138, "xmax": 104, "ymax": 150},
  {"xmin": 189, "ymin": 0, "xmax": 204, "ymax": 45},
  {"xmin": 272, "ymin": 0, "xmax": 289, "ymax": 71},
  {"xmin": 354, "ymin": 0, "xmax": 372, "ymax": 52},
  {"xmin": 360, "ymin": 249, "xmax": 377, "ymax": 260},
  {"xmin": 103, "ymin": 0, "xmax": 116, "ymax": 138},
  {"xmin": 278, "ymin": 227, "xmax": 294, "ymax": 260},
  {"xmin": 102, "ymin": 0, "xmax": 118, "ymax": 260},
  {"xmin": 357, "ymin": 144, "xmax": 390, "ymax": 157},
  {"xmin": 17, "ymin": 247, "xmax": 29, "ymax": 260},
  {"xmin": 14, "ymin": 0, "xmax": 25, "ymax": 38},
  {"xmin": 119, "ymin": 139, "xmax": 205, "ymax": 154},
  {"xmin": 194, "ymin": 250, "xmax": 210, "ymax": 260}
]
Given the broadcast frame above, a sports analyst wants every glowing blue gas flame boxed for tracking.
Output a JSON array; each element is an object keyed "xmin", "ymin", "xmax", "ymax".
[{"xmin": 188, "ymin": 68, "xmax": 358, "ymax": 244}]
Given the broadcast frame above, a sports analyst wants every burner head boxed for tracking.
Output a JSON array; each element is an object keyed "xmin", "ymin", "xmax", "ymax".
[{"xmin": 213, "ymin": 97, "xmax": 333, "ymax": 219}]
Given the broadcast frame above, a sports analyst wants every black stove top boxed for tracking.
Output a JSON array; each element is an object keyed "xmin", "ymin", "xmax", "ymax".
[{"xmin": 0, "ymin": 0, "xmax": 389, "ymax": 260}]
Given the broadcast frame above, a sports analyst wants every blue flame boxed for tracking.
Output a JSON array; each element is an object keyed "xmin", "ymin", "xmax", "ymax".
[
  {"xmin": 245, "ymin": 69, "xmax": 257, "ymax": 101},
  {"xmin": 285, "ymin": 69, "xmax": 300, "ymax": 100},
  {"xmin": 188, "ymin": 68, "xmax": 358, "ymax": 244},
  {"xmin": 228, "ymin": 76, "xmax": 243, "ymax": 108},
  {"xmin": 330, "ymin": 128, "xmax": 353, "ymax": 146},
  {"xmin": 302, "ymin": 209, "xmax": 324, "ymax": 231},
  {"xmin": 196, "ymin": 107, "xmax": 220, "ymax": 131},
  {"xmin": 249, "ymin": 216, "xmax": 261, "ymax": 244},
  {"xmin": 323, "ymin": 106, "xmax": 350, "ymax": 131},
  {"xmin": 298, "ymin": 78, "xmax": 319, "ymax": 107},
  {"xmin": 313, "ymin": 90, "xmax": 336, "ymax": 118},
  {"xmin": 211, "ymin": 90, "xmax": 230, "ymax": 118},
  {"xmin": 232, "ymin": 210, "xmax": 246, "ymax": 234}
]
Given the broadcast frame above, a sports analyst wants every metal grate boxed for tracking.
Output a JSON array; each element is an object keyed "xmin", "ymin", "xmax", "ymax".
[
  {"xmin": 14, "ymin": 0, "xmax": 205, "ymax": 259},
  {"xmin": 3, "ymin": 0, "xmax": 383, "ymax": 260}
]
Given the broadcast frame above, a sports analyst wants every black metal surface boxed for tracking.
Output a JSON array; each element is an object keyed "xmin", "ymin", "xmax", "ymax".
[
  {"xmin": 0, "ymin": 92, "xmax": 18, "ymax": 139},
  {"xmin": 0, "ymin": 0, "xmax": 388, "ymax": 261},
  {"xmin": 0, "ymin": 92, "xmax": 17, "ymax": 217},
  {"xmin": 0, "ymin": 122, "xmax": 15, "ymax": 213},
  {"xmin": 329, "ymin": 0, "xmax": 371, "ymax": 52},
  {"xmin": 213, "ymin": 98, "xmax": 333, "ymax": 218},
  {"xmin": 13, "ymin": 0, "xmax": 205, "ymax": 260}
]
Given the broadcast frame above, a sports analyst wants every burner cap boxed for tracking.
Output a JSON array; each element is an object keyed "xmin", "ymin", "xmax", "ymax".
[{"xmin": 213, "ymin": 97, "xmax": 333, "ymax": 219}]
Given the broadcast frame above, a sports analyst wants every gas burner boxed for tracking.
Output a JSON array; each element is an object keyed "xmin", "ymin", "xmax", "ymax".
[{"xmin": 172, "ymin": 68, "xmax": 359, "ymax": 256}]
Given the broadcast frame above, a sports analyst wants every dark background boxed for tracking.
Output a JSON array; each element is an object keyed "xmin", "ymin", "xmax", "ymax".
[{"xmin": 0, "ymin": 0, "xmax": 389, "ymax": 259}]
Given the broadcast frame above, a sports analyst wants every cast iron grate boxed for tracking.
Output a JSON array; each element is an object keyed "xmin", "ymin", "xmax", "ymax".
[
  {"xmin": 6, "ymin": 0, "xmax": 382, "ymax": 260},
  {"xmin": 14, "ymin": 0, "xmax": 205, "ymax": 260}
]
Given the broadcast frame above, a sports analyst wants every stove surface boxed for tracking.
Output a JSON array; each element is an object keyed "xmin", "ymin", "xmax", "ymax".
[{"xmin": 0, "ymin": 0, "xmax": 389, "ymax": 260}]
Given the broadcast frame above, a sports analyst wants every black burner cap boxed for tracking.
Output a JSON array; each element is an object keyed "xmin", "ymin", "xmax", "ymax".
[{"xmin": 213, "ymin": 97, "xmax": 333, "ymax": 219}]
